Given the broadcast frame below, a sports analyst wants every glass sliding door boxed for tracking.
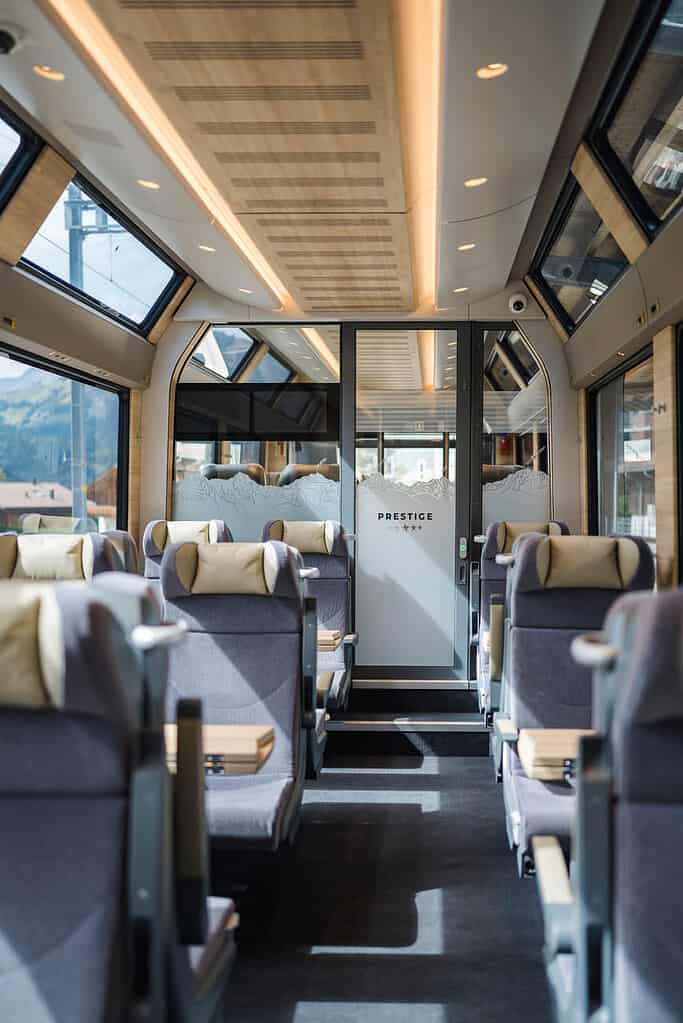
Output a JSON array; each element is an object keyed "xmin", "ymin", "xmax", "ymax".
[{"xmin": 353, "ymin": 327, "xmax": 470, "ymax": 675}]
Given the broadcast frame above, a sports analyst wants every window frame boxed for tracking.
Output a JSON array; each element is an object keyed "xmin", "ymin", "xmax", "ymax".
[
  {"xmin": 529, "ymin": 174, "xmax": 631, "ymax": 336},
  {"xmin": 0, "ymin": 99, "xmax": 43, "ymax": 215},
  {"xmin": 247, "ymin": 347, "xmax": 296, "ymax": 385},
  {"xmin": 0, "ymin": 340, "xmax": 130, "ymax": 530},
  {"xmin": 586, "ymin": 342, "xmax": 654, "ymax": 536},
  {"xmin": 587, "ymin": 0, "xmax": 681, "ymax": 239},
  {"xmin": 19, "ymin": 173, "xmax": 185, "ymax": 337}
]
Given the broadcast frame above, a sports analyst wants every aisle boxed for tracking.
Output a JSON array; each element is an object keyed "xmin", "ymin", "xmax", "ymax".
[{"xmin": 222, "ymin": 755, "xmax": 552, "ymax": 1023}]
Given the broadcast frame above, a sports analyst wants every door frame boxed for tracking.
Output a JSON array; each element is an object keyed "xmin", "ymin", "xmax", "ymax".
[{"xmin": 341, "ymin": 320, "xmax": 481, "ymax": 680}]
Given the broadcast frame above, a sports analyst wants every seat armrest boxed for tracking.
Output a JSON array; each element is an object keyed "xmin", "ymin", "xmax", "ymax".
[
  {"xmin": 302, "ymin": 596, "xmax": 318, "ymax": 729},
  {"xmin": 343, "ymin": 633, "xmax": 358, "ymax": 647},
  {"xmin": 299, "ymin": 567, "xmax": 320, "ymax": 581},
  {"xmin": 532, "ymin": 836, "xmax": 574, "ymax": 957},
  {"xmin": 174, "ymin": 699, "xmax": 209, "ymax": 946},
  {"xmin": 493, "ymin": 715, "xmax": 518, "ymax": 744}
]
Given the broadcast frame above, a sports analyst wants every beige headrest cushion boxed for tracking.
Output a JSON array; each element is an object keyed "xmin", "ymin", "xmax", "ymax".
[
  {"xmin": 177, "ymin": 542, "xmax": 278, "ymax": 596},
  {"xmin": 153, "ymin": 520, "xmax": 220, "ymax": 552},
  {"xmin": 497, "ymin": 521, "xmax": 550, "ymax": 554},
  {"xmin": 2, "ymin": 535, "xmax": 91, "ymax": 581},
  {"xmin": 0, "ymin": 585, "xmax": 63, "ymax": 706},
  {"xmin": 536, "ymin": 536, "xmax": 639, "ymax": 589},
  {"xmin": 281, "ymin": 520, "xmax": 333, "ymax": 555},
  {"xmin": 23, "ymin": 514, "xmax": 81, "ymax": 533}
]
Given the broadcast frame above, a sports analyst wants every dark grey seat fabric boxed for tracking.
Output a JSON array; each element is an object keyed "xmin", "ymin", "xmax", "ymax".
[
  {"xmin": 503, "ymin": 534, "xmax": 654, "ymax": 869},
  {"xmin": 262, "ymin": 519, "xmax": 353, "ymax": 711},
  {"xmin": 104, "ymin": 529, "xmax": 139, "ymax": 573},
  {"xmin": 142, "ymin": 519, "xmax": 232, "ymax": 580},
  {"xmin": 478, "ymin": 520, "xmax": 569, "ymax": 717},
  {"xmin": 160, "ymin": 539, "xmax": 311, "ymax": 850}
]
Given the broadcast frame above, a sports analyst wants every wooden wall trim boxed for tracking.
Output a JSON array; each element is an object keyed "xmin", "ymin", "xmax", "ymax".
[
  {"xmin": 127, "ymin": 388, "xmax": 143, "ymax": 556},
  {"xmin": 571, "ymin": 143, "xmax": 648, "ymax": 264},
  {"xmin": 577, "ymin": 388, "xmax": 590, "ymax": 535},
  {"xmin": 0, "ymin": 147, "xmax": 74, "ymax": 266},
  {"xmin": 652, "ymin": 325, "xmax": 678, "ymax": 587},
  {"xmin": 524, "ymin": 274, "xmax": 569, "ymax": 343},
  {"xmin": 147, "ymin": 275, "xmax": 195, "ymax": 344}
]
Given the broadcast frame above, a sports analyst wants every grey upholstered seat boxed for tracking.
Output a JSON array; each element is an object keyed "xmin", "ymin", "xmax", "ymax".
[
  {"xmin": 263, "ymin": 519, "xmax": 355, "ymax": 711},
  {"xmin": 0, "ymin": 579, "xmax": 237, "ymax": 1023},
  {"xmin": 534, "ymin": 588, "xmax": 683, "ymax": 1023},
  {"xmin": 501, "ymin": 533, "xmax": 654, "ymax": 873},
  {"xmin": 142, "ymin": 519, "xmax": 232, "ymax": 579},
  {"xmin": 103, "ymin": 529, "xmax": 140, "ymax": 573},
  {"xmin": 160, "ymin": 539, "xmax": 315, "ymax": 850},
  {"xmin": 0, "ymin": 531, "xmax": 120, "ymax": 581},
  {"xmin": 478, "ymin": 520, "xmax": 569, "ymax": 719}
]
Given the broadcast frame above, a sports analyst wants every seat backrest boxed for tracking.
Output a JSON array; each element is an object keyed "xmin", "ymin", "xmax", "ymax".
[
  {"xmin": 104, "ymin": 529, "xmax": 140, "ymax": 573},
  {"xmin": 0, "ymin": 581, "xmax": 137, "ymax": 1023},
  {"xmin": 142, "ymin": 519, "xmax": 232, "ymax": 579},
  {"xmin": 200, "ymin": 462, "xmax": 266, "ymax": 485},
  {"xmin": 589, "ymin": 590, "xmax": 683, "ymax": 1023},
  {"xmin": 20, "ymin": 512, "xmax": 97, "ymax": 533},
  {"xmin": 277, "ymin": 463, "xmax": 339, "ymax": 486},
  {"xmin": 508, "ymin": 534, "xmax": 654, "ymax": 729},
  {"xmin": 0, "ymin": 532, "xmax": 119, "ymax": 581},
  {"xmin": 160, "ymin": 540, "xmax": 306, "ymax": 779},
  {"xmin": 263, "ymin": 519, "xmax": 349, "ymax": 634}
]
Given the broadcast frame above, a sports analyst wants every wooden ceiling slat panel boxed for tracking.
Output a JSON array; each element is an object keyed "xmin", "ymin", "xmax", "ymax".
[{"xmin": 89, "ymin": 0, "xmax": 414, "ymax": 312}]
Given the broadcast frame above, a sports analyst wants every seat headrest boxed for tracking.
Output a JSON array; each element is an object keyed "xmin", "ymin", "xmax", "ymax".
[
  {"xmin": 161, "ymin": 540, "xmax": 303, "ymax": 600},
  {"xmin": 200, "ymin": 463, "xmax": 266, "ymax": 485},
  {"xmin": 483, "ymin": 520, "xmax": 569, "ymax": 558},
  {"xmin": 0, "ymin": 584, "xmax": 64, "ymax": 707},
  {"xmin": 515, "ymin": 534, "xmax": 654, "ymax": 593},
  {"xmin": 277, "ymin": 463, "xmax": 340, "ymax": 486},
  {"xmin": 263, "ymin": 519, "xmax": 345, "ymax": 556},
  {"xmin": 103, "ymin": 530, "xmax": 139, "ymax": 573},
  {"xmin": 20, "ymin": 513, "xmax": 89, "ymax": 533},
  {"xmin": 142, "ymin": 519, "xmax": 232, "ymax": 557},
  {"xmin": 0, "ymin": 533, "xmax": 118, "ymax": 581}
]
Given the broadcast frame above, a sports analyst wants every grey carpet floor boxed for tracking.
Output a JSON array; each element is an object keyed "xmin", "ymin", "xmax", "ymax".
[{"xmin": 219, "ymin": 755, "xmax": 553, "ymax": 1023}]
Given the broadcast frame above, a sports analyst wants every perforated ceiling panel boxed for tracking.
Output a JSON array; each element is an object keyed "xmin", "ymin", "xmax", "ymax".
[{"xmin": 89, "ymin": 0, "xmax": 414, "ymax": 313}]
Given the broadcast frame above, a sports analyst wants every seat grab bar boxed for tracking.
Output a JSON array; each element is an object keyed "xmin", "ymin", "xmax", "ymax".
[
  {"xmin": 132, "ymin": 620, "xmax": 189, "ymax": 652},
  {"xmin": 570, "ymin": 632, "xmax": 619, "ymax": 669},
  {"xmin": 299, "ymin": 567, "xmax": 321, "ymax": 580}
]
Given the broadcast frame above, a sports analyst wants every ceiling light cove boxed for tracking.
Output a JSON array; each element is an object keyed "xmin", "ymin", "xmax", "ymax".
[
  {"xmin": 457, "ymin": 243, "xmax": 476, "ymax": 252},
  {"xmin": 33, "ymin": 64, "xmax": 66, "ymax": 81},
  {"xmin": 464, "ymin": 177, "xmax": 487, "ymax": 188},
  {"xmin": 476, "ymin": 62, "xmax": 509, "ymax": 80}
]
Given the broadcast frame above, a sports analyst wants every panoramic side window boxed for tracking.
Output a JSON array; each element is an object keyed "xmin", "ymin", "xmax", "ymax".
[
  {"xmin": 0, "ymin": 102, "xmax": 42, "ymax": 211},
  {"xmin": 481, "ymin": 329, "xmax": 549, "ymax": 530},
  {"xmin": 173, "ymin": 325, "xmax": 340, "ymax": 540},
  {"xmin": 0, "ymin": 349, "xmax": 122, "ymax": 533},
  {"xmin": 20, "ymin": 178, "xmax": 181, "ymax": 330},
  {"xmin": 537, "ymin": 181, "xmax": 628, "ymax": 330},
  {"xmin": 603, "ymin": 0, "xmax": 683, "ymax": 228},
  {"xmin": 594, "ymin": 355, "xmax": 655, "ymax": 548}
]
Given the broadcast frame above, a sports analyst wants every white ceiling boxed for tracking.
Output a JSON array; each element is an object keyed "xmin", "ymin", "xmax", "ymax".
[{"xmin": 436, "ymin": 0, "xmax": 606, "ymax": 307}]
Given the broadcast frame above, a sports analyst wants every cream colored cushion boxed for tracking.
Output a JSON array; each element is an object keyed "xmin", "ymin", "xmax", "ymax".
[
  {"xmin": 489, "ymin": 600, "xmax": 505, "ymax": 681},
  {"xmin": 0, "ymin": 589, "xmax": 49, "ymax": 706},
  {"xmin": 167, "ymin": 520, "xmax": 212, "ymax": 546},
  {"xmin": 616, "ymin": 538, "xmax": 640, "ymax": 587},
  {"xmin": 538, "ymin": 536, "xmax": 623, "ymax": 590},
  {"xmin": 23, "ymin": 514, "xmax": 80, "ymax": 533},
  {"xmin": 192, "ymin": 543, "xmax": 269, "ymax": 596},
  {"xmin": 282, "ymin": 520, "xmax": 331, "ymax": 555},
  {"xmin": 498, "ymin": 521, "xmax": 549, "ymax": 554},
  {"xmin": 12, "ymin": 535, "xmax": 86, "ymax": 581}
]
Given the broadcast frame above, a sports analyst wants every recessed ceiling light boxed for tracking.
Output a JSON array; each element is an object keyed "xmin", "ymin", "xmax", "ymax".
[
  {"xmin": 239, "ymin": 288, "xmax": 253, "ymax": 295},
  {"xmin": 464, "ymin": 177, "xmax": 488, "ymax": 188},
  {"xmin": 33, "ymin": 65, "xmax": 66, "ymax": 82},
  {"xmin": 457, "ymin": 244, "xmax": 476, "ymax": 252},
  {"xmin": 453, "ymin": 286, "xmax": 469, "ymax": 293},
  {"xmin": 137, "ymin": 178, "xmax": 160, "ymax": 190},
  {"xmin": 198, "ymin": 244, "xmax": 216, "ymax": 252},
  {"xmin": 617, "ymin": 350, "xmax": 625, "ymax": 357},
  {"xmin": 476, "ymin": 62, "xmax": 508, "ymax": 80}
]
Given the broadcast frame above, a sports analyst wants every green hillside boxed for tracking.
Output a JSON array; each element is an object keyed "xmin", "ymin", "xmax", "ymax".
[{"xmin": 0, "ymin": 367, "xmax": 119, "ymax": 485}]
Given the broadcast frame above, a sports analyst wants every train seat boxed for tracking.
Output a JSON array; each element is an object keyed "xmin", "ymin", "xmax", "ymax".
[
  {"xmin": 201, "ymin": 463, "xmax": 266, "ymax": 486},
  {"xmin": 19, "ymin": 512, "xmax": 98, "ymax": 533},
  {"xmin": 533, "ymin": 588, "xmax": 683, "ymax": 1023},
  {"xmin": 0, "ymin": 531, "xmax": 120, "ymax": 580},
  {"xmin": 263, "ymin": 519, "xmax": 356, "ymax": 711},
  {"xmin": 103, "ymin": 528, "xmax": 140, "ymax": 573},
  {"xmin": 499, "ymin": 533, "xmax": 654, "ymax": 874},
  {"xmin": 159, "ymin": 539, "xmax": 316, "ymax": 850},
  {"xmin": 277, "ymin": 463, "xmax": 340, "ymax": 486},
  {"xmin": 142, "ymin": 519, "xmax": 232, "ymax": 579},
  {"xmin": 478, "ymin": 520, "xmax": 570, "ymax": 720}
]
